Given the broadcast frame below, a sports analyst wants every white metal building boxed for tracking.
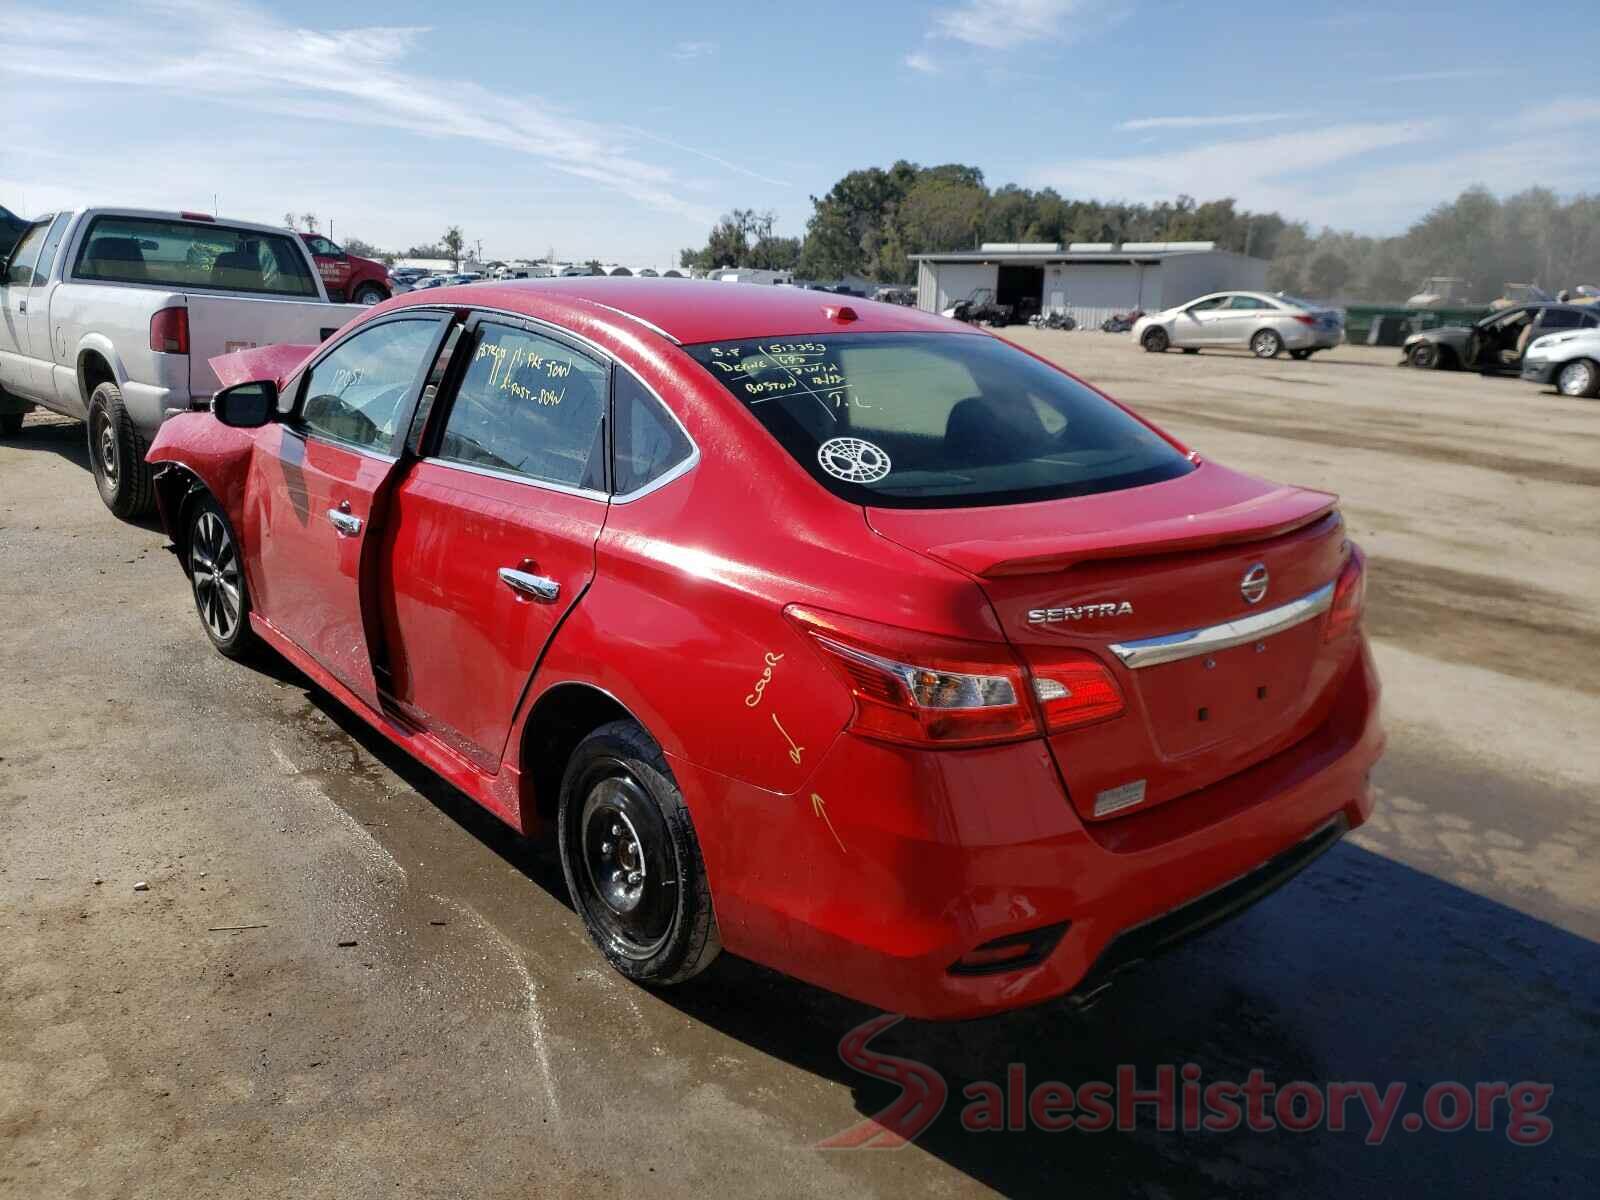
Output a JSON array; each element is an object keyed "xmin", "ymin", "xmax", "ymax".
[{"xmin": 913, "ymin": 242, "xmax": 1269, "ymax": 327}]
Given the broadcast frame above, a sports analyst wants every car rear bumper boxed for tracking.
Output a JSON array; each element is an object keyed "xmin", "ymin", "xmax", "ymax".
[
  {"xmin": 1285, "ymin": 325, "xmax": 1343, "ymax": 351},
  {"xmin": 675, "ymin": 639, "xmax": 1383, "ymax": 1020}
]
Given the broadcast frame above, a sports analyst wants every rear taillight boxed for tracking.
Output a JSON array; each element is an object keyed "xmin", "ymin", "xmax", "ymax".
[
  {"xmin": 786, "ymin": 606, "xmax": 1126, "ymax": 748},
  {"xmin": 1324, "ymin": 545, "xmax": 1366, "ymax": 642},
  {"xmin": 1293, "ymin": 314, "xmax": 1317, "ymax": 326},
  {"xmin": 149, "ymin": 306, "xmax": 189, "ymax": 354},
  {"xmin": 1030, "ymin": 653, "xmax": 1126, "ymax": 732},
  {"xmin": 785, "ymin": 606, "xmax": 1036, "ymax": 748}
]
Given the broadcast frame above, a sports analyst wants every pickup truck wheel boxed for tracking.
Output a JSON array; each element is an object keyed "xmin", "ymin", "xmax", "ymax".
[
  {"xmin": 558, "ymin": 719, "xmax": 721, "ymax": 987},
  {"xmin": 87, "ymin": 382, "xmax": 155, "ymax": 518},
  {"xmin": 187, "ymin": 493, "xmax": 259, "ymax": 659},
  {"xmin": 351, "ymin": 283, "xmax": 389, "ymax": 306}
]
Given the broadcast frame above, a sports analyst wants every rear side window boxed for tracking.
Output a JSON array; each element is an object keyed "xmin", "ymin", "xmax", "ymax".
[
  {"xmin": 613, "ymin": 370, "xmax": 693, "ymax": 495},
  {"xmin": 72, "ymin": 215, "xmax": 318, "ymax": 297},
  {"xmin": 4, "ymin": 221, "xmax": 49, "ymax": 286},
  {"xmin": 684, "ymin": 332, "xmax": 1192, "ymax": 508},
  {"xmin": 1538, "ymin": 308, "xmax": 1585, "ymax": 331},
  {"xmin": 435, "ymin": 322, "xmax": 608, "ymax": 491}
]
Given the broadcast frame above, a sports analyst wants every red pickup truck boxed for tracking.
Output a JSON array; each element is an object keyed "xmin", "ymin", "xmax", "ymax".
[{"xmin": 299, "ymin": 234, "xmax": 391, "ymax": 305}]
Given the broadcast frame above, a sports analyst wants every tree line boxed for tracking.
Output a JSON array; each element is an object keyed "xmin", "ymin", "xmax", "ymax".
[{"xmin": 679, "ymin": 162, "xmax": 1600, "ymax": 304}]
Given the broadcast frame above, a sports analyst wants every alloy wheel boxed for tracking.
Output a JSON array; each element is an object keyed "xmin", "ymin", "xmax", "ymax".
[
  {"xmin": 190, "ymin": 509, "xmax": 242, "ymax": 643},
  {"xmin": 1557, "ymin": 359, "xmax": 1596, "ymax": 397}
]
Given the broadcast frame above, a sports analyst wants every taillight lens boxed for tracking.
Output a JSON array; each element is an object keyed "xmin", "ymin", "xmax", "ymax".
[
  {"xmin": 1293, "ymin": 314, "xmax": 1317, "ymax": 326},
  {"xmin": 149, "ymin": 306, "xmax": 189, "ymax": 354},
  {"xmin": 785, "ymin": 606, "xmax": 1036, "ymax": 747},
  {"xmin": 1324, "ymin": 545, "xmax": 1366, "ymax": 642},
  {"xmin": 1030, "ymin": 653, "xmax": 1126, "ymax": 732}
]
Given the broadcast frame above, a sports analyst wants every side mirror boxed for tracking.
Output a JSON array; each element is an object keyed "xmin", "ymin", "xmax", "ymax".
[{"xmin": 212, "ymin": 380, "xmax": 278, "ymax": 428}]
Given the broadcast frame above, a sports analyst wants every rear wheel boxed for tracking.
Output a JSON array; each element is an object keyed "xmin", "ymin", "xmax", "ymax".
[
  {"xmin": 1141, "ymin": 327, "xmax": 1169, "ymax": 353},
  {"xmin": 87, "ymin": 382, "xmax": 155, "ymax": 518},
  {"xmin": 1408, "ymin": 342, "xmax": 1441, "ymax": 370},
  {"xmin": 1556, "ymin": 358, "xmax": 1600, "ymax": 398},
  {"xmin": 187, "ymin": 493, "xmax": 259, "ymax": 659},
  {"xmin": 558, "ymin": 720, "xmax": 720, "ymax": 986},
  {"xmin": 1251, "ymin": 329, "xmax": 1284, "ymax": 359}
]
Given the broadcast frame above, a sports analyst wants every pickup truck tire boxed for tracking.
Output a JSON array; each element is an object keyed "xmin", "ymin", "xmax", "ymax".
[
  {"xmin": 558, "ymin": 719, "xmax": 721, "ymax": 987},
  {"xmin": 351, "ymin": 283, "xmax": 389, "ymax": 306},
  {"xmin": 87, "ymin": 383, "xmax": 155, "ymax": 519},
  {"xmin": 186, "ymin": 492, "xmax": 260, "ymax": 660}
]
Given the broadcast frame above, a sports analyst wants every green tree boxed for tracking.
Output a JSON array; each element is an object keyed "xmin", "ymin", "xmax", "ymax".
[
  {"xmin": 442, "ymin": 226, "xmax": 465, "ymax": 271},
  {"xmin": 1308, "ymin": 252, "xmax": 1352, "ymax": 298}
]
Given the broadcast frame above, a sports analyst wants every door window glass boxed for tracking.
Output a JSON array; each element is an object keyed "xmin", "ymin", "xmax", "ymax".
[
  {"xmin": 1537, "ymin": 308, "xmax": 1584, "ymax": 331},
  {"xmin": 613, "ymin": 370, "xmax": 692, "ymax": 494},
  {"xmin": 4, "ymin": 221, "xmax": 49, "ymax": 287},
  {"xmin": 28, "ymin": 214, "xmax": 71, "ymax": 286},
  {"xmin": 1227, "ymin": 295, "xmax": 1272, "ymax": 310},
  {"xmin": 1187, "ymin": 296, "xmax": 1228, "ymax": 311},
  {"xmin": 436, "ymin": 322, "xmax": 608, "ymax": 490},
  {"xmin": 298, "ymin": 318, "xmax": 440, "ymax": 452}
]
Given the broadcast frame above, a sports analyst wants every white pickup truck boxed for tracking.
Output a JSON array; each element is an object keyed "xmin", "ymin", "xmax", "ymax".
[{"xmin": 0, "ymin": 208, "xmax": 362, "ymax": 516}]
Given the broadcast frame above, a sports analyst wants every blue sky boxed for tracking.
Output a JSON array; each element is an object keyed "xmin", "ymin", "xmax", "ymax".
[{"xmin": 4, "ymin": 0, "xmax": 1597, "ymax": 266}]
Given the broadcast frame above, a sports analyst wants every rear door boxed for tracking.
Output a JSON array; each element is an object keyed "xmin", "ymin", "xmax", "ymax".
[
  {"xmin": 376, "ymin": 314, "xmax": 611, "ymax": 770},
  {"xmin": 250, "ymin": 312, "xmax": 452, "ymax": 707},
  {"xmin": 25, "ymin": 213, "xmax": 72, "ymax": 397}
]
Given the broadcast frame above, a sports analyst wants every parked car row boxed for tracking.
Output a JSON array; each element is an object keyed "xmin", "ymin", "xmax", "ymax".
[{"xmin": 121, "ymin": 276, "xmax": 1382, "ymax": 1020}]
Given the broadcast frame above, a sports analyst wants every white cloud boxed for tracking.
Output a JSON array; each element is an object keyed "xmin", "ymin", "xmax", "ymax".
[
  {"xmin": 928, "ymin": 0, "xmax": 1127, "ymax": 50},
  {"xmin": 904, "ymin": 51, "xmax": 940, "ymax": 73},
  {"xmin": 671, "ymin": 40, "xmax": 718, "ymax": 60},
  {"xmin": 1119, "ymin": 112, "xmax": 1307, "ymax": 131},
  {"xmin": 0, "ymin": 0, "xmax": 764, "ymax": 230}
]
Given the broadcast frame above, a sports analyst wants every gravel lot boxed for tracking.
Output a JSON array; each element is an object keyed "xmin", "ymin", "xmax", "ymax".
[{"xmin": 2, "ymin": 336, "xmax": 1596, "ymax": 1198}]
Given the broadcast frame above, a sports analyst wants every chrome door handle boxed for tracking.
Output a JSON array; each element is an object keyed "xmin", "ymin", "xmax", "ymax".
[
  {"xmin": 327, "ymin": 507, "xmax": 363, "ymax": 536},
  {"xmin": 498, "ymin": 567, "xmax": 560, "ymax": 601}
]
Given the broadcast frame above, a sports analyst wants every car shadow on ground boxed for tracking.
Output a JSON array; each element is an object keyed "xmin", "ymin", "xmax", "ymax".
[
  {"xmin": 3, "ymin": 414, "xmax": 166, "ymax": 533},
  {"xmin": 271, "ymin": 660, "xmax": 1594, "ymax": 1200}
]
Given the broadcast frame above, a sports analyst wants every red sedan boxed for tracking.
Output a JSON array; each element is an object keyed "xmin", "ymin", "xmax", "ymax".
[{"xmin": 146, "ymin": 280, "xmax": 1382, "ymax": 1020}]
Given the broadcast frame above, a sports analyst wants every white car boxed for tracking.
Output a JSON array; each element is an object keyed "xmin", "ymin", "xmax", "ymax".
[
  {"xmin": 0, "ymin": 207, "xmax": 360, "ymax": 515},
  {"xmin": 1521, "ymin": 327, "xmax": 1600, "ymax": 398},
  {"xmin": 1132, "ymin": 292, "xmax": 1344, "ymax": 360}
]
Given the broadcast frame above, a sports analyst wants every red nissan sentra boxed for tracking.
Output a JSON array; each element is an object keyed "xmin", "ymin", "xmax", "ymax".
[{"xmin": 145, "ymin": 279, "xmax": 1382, "ymax": 1019}]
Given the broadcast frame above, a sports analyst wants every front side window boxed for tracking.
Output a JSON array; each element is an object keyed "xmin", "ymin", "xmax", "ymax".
[
  {"xmin": 1187, "ymin": 295, "xmax": 1228, "ymax": 311},
  {"xmin": 684, "ymin": 332, "xmax": 1193, "ymax": 508},
  {"xmin": 298, "ymin": 318, "xmax": 441, "ymax": 452},
  {"xmin": 4, "ymin": 220, "xmax": 49, "ymax": 287},
  {"xmin": 435, "ymin": 322, "xmax": 608, "ymax": 490},
  {"xmin": 72, "ymin": 216, "xmax": 318, "ymax": 297},
  {"xmin": 614, "ymin": 370, "xmax": 692, "ymax": 495},
  {"xmin": 306, "ymin": 236, "xmax": 341, "ymax": 257}
]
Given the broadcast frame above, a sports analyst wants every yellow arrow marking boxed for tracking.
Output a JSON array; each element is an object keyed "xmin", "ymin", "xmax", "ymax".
[{"xmin": 811, "ymin": 793, "xmax": 847, "ymax": 855}]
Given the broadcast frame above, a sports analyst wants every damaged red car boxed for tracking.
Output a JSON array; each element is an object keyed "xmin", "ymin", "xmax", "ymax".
[{"xmin": 146, "ymin": 279, "xmax": 1382, "ymax": 1019}]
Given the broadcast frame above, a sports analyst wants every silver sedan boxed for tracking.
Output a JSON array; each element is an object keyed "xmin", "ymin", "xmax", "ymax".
[{"xmin": 1133, "ymin": 291, "xmax": 1344, "ymax": 360}]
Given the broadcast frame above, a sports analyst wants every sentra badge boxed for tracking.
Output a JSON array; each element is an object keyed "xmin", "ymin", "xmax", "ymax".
[{"xmin": 1027, "ymin": 601, "xmax": 1133, "ymax": 624}]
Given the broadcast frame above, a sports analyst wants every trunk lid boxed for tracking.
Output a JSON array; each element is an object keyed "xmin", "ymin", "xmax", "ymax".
[{"xmin": 869, "ymin": 461, "xmax": 1352, "ymax": 821}]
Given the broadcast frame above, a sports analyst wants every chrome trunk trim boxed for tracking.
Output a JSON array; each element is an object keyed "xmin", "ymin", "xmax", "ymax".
[{"xmin": 1108, "ymin": 582, "xmax": 1335, "ymax": 670}]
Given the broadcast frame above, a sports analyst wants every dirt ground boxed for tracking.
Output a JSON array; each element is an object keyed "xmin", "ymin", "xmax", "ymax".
[{"xmin": 2, "ymin": 336, "xmax": 1596, "ymax": 1198}]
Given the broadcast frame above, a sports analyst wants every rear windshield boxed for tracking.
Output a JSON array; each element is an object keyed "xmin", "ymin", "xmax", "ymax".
[
  {"xmin": 684, "ymin": 332, "xmax": 1193, "ymax": 508},
  {"xmin": 71, "ymin": 215, "xmax": 319, "ymax": 297}
]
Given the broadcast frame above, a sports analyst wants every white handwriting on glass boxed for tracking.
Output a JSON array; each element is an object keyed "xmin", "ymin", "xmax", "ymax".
[{"xmin": 744, "ymin": 652, "xmax": 783, "ymax": 708}]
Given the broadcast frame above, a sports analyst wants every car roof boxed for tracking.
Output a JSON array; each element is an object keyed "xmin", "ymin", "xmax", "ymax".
[{"xmin": 386, "ymin": 277, "xmax": 958, "ymax": 343}]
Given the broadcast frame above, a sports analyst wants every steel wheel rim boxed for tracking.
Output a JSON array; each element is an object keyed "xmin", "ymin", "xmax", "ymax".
[
  {"xmin": 93, "ymin": 412, "xmax": 118, "ymax": 485},
  {"xmin": 191, "ymin": 510, "xmax": 241, "ymax": 642},
  {"xmin": 578, "ymin": 772, "xmax": 675, "ymax": 960},
  {"xmin": 1558, "ymin": 361, "xmax": 1592, "ymax": 396}
]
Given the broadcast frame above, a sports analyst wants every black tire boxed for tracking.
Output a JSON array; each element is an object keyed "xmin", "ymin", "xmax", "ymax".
[
  {"xmin": 87, "ymin": 381, "xmax": 155, "ymax": 518},
  {"xmin": 1290, "ymin": 348, "xmax": 1313, "ymax": 361},
  {"xmin": 558, "ymin": 719, "xmax": 721, "ymax": 986},
  {"xmin": 0, "ymin": 411, "xmax": 23, "ymax": 437},
  {"xmin": 186, "ymin": 492, "xmax": 259, "ymax": 659},
  {"xmin": 1408, "ymin": 342, "xmax": 1441, "ymax": 370},
  {"xmin": 1555, "ymin": 358, "xmax": 1600, "ymax": 399},
  {"xmin": 1251, "ymin": 329, "xmax": 1284, "ymax": 359},
  {"xmin": 351, "ymin": 282, "xmax": 389, "ymax": 306},
  {"xmin": 1141, "ymin": 327, "xmax": 1169, "ymax": 353}
]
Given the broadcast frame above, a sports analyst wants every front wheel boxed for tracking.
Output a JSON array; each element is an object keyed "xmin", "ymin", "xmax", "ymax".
[
  {"xmin": 1141, "ymin": 327, "xmax": 1169, "ymax": 353},
  {"xmin": 351, "ymin": 282, "xmax": 389, "ymax": 306},
  {"xmin": 1556, "ymin": 358, "xmax": 1600, "ymax": 399},
  {"xmin": 558, "ymin": 720, "xmax": 721, "ymax": 986},
  {"xmin": 1251, "ymin": 329, "xmax": 1284, "ymax": 359},
  {"xmin": 1408, "ymin": 342, "xmax": 1441, "ymax": 370},
  {"xmin": 87, "ymin": 382, "xmax": 155, "ymax": 518},
  {"xmin": 187, "ymin": 493, "xmax": 259, "ymax": 659}
]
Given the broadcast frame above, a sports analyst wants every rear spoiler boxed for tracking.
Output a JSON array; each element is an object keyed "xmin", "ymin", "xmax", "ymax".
[
  {"xmin": 209, "ymin": 343, "xmax": 319, "ymax": 393},
  {"xmin": 927, "ymin": 488, "xmax": 1338, "ymax": 578}
]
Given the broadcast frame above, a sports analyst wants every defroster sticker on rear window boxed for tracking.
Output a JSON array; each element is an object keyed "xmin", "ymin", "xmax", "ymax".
[{"xmin": 817, "ymin": 437, "xmax": 892, "ymax": 484}]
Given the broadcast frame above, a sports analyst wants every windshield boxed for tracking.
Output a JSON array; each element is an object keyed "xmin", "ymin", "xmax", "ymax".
[{"xmin": 684, "ymin": 332, "xmax": 1193, "ymax": 508}]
